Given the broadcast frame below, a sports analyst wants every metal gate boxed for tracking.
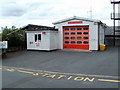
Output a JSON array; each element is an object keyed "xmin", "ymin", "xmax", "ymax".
[{"xmin": 63, "ymin": 26, "xmax": 89, "ymax": 49}]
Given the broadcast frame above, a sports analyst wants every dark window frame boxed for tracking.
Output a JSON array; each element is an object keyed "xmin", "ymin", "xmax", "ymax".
[
  {"xmin": 83, "ymin": 37, "xmax": 89, "ymax": 39},
  {"xmin": 35, "ymin": 34, "xmax": 41, "ymax": 42},
  {"xmin": 77, "ymin": 41, "xmax": 82, "ymax": 44},
  {"xmin": 71, "ymin": 37, "xmax": 75, "ymax": 39},
  {"xmin": 71, "ymin": 32, "xmax": 75, "ymax": 35},
  {"xmin": 71, "ymin": 41, "xmax": 76, "ymax": 44},
  {"xmin": 83, "ymin": 28, "xmax": 89, "ymax": 30},
  {"xmin": 65, "ymin": 28, "xmax": 69, "ymax": 30},
  {"xmin": 38, "ymin": 34, "xmax": 41, "ymax": 40},
  {"xmin": 77, "ymin": 32, "xmax": 82, "ymax": 35},
  {"xmin": 83, "ymin": 41, "xmax": 89, "ymax": 44},
  {"xmin": 77, "ymin": 37, "xmax": 82, "ymax": 39},
  {"xmin": 35, "ymin": 34, "xmax": 37, "ymax": 42},
  {"xmin": 65, "ymin": 33, "xmax": 69, "ymax": 35},
  {"xmin": 65, "ymin": 41, "xmax": 69, "ymax": 44},
  {"xmin": 65, "ymin": 37, "xmax": 69, "ymax": 39},
  {"xmin": 77, "ymin": 28, "xmax": 82, "ymax": 30},
  {"xmin": 71, "ymin": 28, "xmax": 76, "ymax": 30},
  {"xmin": 83, "ymin": 32, "xmax": 89, "ymax": 34}
]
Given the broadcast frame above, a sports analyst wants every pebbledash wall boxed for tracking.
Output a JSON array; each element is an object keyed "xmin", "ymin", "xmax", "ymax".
[
  {"xmin": 53, "ymin": 16, "xmax": 106, "ymax": 50},
  {"xmin": 24, "ymin": 16, "xmax": 106, "ymax": 51}
]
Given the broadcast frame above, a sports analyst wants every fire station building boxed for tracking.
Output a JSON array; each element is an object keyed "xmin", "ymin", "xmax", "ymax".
[{"xmin": 24, "ymin": 16, "xmax": 106, "ymax": 51}]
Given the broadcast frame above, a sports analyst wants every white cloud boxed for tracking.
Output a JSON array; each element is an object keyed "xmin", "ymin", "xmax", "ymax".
[{"xmin": 0, "ymin": 0, "xmax": 114, "ymax": 29}]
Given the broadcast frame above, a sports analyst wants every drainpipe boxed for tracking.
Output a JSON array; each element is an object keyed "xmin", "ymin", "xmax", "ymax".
[
  {"xmin": 98, "ymin": 22, "xmax": 100, "ymax": 51},
  {"xmin": 113, "ymin": 3, "xmax": 115, "ymax": 46}
]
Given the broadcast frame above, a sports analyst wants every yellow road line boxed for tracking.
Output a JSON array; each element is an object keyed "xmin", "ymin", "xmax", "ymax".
[
  {"xmin": 2, "ymin": 66, "xmax": 120, "ymax": 79},
  {"xmin": 2, "ymin": 66, "xmax": 120, "ymax": 83},
  {"xmin": 17, "ymin": 70, "xmax": 34, "ymax": 74},
  {"xmin": 98, "ymin": 79, "xmax": 120, "ymax": 83}
]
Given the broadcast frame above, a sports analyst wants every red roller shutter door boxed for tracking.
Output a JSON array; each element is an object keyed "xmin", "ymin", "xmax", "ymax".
[{"xmin": 63, "ymin": 26, "xmax": 89, "ymax": 49}]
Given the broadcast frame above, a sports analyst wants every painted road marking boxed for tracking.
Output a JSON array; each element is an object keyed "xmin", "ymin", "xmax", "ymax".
[
  {"xmin": 17, "ymin": 70, "xmax": 34, "ymax": 75},
  {"xmin": 1, "ymin": 66, "xmax": 120, "ymax": 83},
  {"xmin": 2, "ymin": 66, "xmax": 119, "ymax": 79},
  {"xmin": 98, "ymin": 79, "xmax": 120, "ymax": 83}
]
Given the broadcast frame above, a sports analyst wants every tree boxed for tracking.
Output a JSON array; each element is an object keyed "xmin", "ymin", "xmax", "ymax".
[{"xmin": 1, "ymin": 26, "xmax": 26, "ymax": 49}]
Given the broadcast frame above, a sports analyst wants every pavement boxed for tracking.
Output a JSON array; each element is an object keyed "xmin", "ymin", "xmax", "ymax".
[{"xmin": 2, "ymin": 46, "xmax": 119, "ymax": 88}]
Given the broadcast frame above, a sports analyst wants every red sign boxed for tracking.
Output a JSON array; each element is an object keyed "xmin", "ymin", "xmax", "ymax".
[
  {"xmin": 68, "ymin": 21, "xmax": 83, "ymax": 24},
  {"xmin": 36, "ymin": 43, "xmax": 40, "ymax": 46},
  {"xmin": 42, "ymin": 32, "xmax": 46, "ymax": 34}
]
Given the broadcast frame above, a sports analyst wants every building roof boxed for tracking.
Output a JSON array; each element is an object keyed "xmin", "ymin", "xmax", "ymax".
[
  {"xmin": 53, "ymin": 16, "xmax": 103, "ymax": 24},
  {"xmin": 21, "ymin": 24, "xmax": 58, "ymax": 31}
]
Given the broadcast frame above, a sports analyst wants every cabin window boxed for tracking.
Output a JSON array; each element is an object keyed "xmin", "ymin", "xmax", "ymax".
[
  {"xmin": 35, "ymin": 34, "xmax": 37, "ymax": 42},
  {"xmin": 35, "ymin": 34, "xmax": 41, "ymax": 42},
  {"xmin": 38, "ymin": 34, "xmax": 41, "ymax": 41}
]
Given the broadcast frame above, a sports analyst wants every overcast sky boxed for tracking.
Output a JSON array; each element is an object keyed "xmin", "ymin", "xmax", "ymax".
[{"xmin": 0, "ymin": 0, "xmax": 116, "ymax": 29}]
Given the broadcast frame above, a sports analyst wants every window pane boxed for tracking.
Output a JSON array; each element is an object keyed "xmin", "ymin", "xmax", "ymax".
[
  {"xmin": 77, "ymin": 28, "xmax": 82, "ymax": 30},
  {"xmin": 71, "ymin": 28, "xmax": 75, "ymax": 30},
  {"xmin": 71, "ymin": 41, "xmax": 75, "ymax": 43},
  {"xmin": 35, "ymin": 34, "xmax": 37, "ymax": 42},
  {"xmin": 83, "ymin": 28, "xmax": 88, "ymax": 30},
  {"xmin": 65, "ymin": 37, "xmax": 69, "ymax": 39},
  {"xmin": 65, "ymin": 28, "xmax": 69, "ymax": 30},
  {"xmin": 65, "ymin": 33, "xmax": 69, "ymax": 35},
  {"xmin": 71, "ymin": 32, "xmax": 75, "ymax": 35},
  {"xmin": 77, "ymin": 32, "xmax": 82, "ymax": 35},
  {"xmin": 83, "ymin": 41, "xmax": 89, "ymax": 44},
  {"xmin": 83, "ymin": 32, "xmax": 88, "ymax": 34},
  {"xmin": 38, "ymin": 34, "xmax": 41, "ymax": 40},
  {"xmin": 83, "ymin": 37, "xmax": 89, "ymax": 39},
  {"xmin": 71, "ymin": 37, "xmax": 75, "ymax": 39},
  {"xmin": 77, "ymin": 37, "xmax": 82, "ymax": 39},
  {"xmin": 65, "ymin": 41, "xmax": 69, "ymax": 43},
  {"xmin": 77, "ymin": 41, "xmax": 82, "ymax": 44}
]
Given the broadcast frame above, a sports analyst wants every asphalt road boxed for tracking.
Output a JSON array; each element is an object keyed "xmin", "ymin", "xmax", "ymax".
[{"xmin": 2, "ymin": 46, "xmax": 119, "ymax": 88}]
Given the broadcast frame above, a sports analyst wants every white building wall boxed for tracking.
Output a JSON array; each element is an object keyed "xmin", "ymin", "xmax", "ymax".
[
  {"xmin": 99, "ymin": 25, "xmax": 105, "ymax": 44},
  {"xmin": 54, "ymin": 19, "xmax": 99, "ymax": 50},
  {"xmin": 49, "ymin": 31, "xmax": 58, "ymax": 50},
  {"xmin": 89, "ymin": 23, "xmax": 98, "ymax": 50}
]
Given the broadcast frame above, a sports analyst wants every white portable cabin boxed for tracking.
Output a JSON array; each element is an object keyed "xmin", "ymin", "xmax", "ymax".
[
  {"xmin": 23, "ymin": 24, "xmax": 58, "ymax": 51},
  {"xmin": 53, "ymin": 16, "xmax": 106, "ymax": 50}
]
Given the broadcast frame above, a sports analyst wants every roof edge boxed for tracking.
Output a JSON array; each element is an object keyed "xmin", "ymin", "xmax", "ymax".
[{"xmin": 53, "ymin": 16, "xmax": 101, "ymax": 24}]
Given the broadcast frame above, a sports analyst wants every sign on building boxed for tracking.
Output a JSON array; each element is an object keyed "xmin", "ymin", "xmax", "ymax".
[{"xmin": 0, "ymin": 41, "xmax": 8, "ymax": 49}]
